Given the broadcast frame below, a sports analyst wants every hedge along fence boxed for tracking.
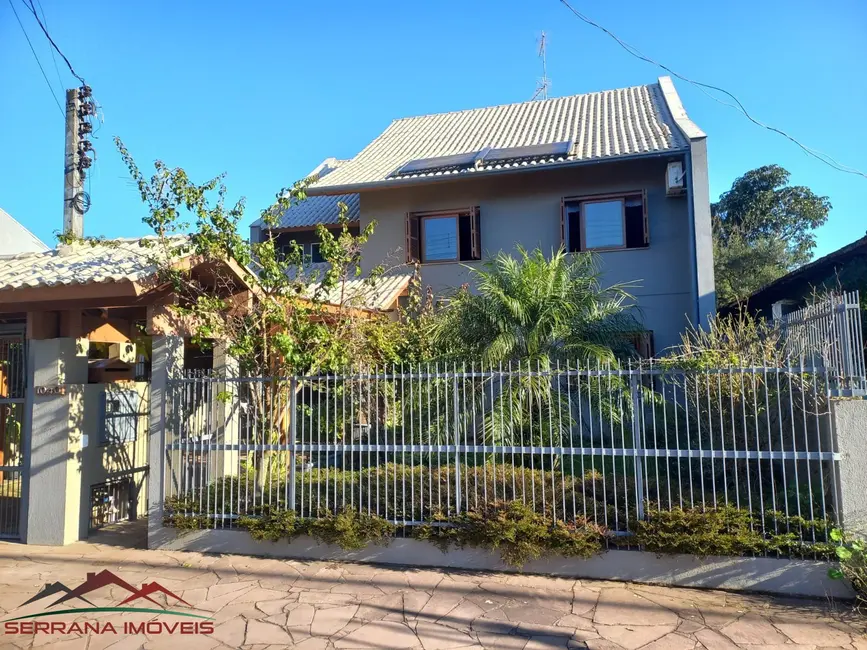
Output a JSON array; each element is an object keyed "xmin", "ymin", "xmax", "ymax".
[
  {"xmin": 166, "ymin": 462, "xmax": 633, "ymax": 530},
  {"xmin": 166, "ymin": 463, "xmax": 835, "ymax": 563},
  {"xmin": 164, "ymin": 500, "xmax": 837, "ymax": 569},
  {"xmin": 164, "ymin": 363, "xmax": 842, "ymax": 551}
]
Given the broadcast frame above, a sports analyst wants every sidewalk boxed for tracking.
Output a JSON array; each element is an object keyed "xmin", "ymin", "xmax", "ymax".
[{"xmin": 0, "ymin": 530, "xmax": 863, "ymax": 649}]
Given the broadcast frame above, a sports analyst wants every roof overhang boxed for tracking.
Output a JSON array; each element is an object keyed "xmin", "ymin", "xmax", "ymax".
[
  {"xmin": 262, "ymin": 221, "xmax": 361, "ymax": 234},
  {"xmin": 0, "ymin": 253, "xmax": 255, "ymax": 314},
  {"xmin": 0, "ymin": 279, "xmax": 148, "ymax": 313},
  {"xmin": 307, "ymin": 148, "xmax": 689, "ymax": 196}
]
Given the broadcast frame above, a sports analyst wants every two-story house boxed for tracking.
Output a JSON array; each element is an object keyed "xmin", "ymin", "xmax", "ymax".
[{"xmin": 252, "ymin": 76, "xmax": 715, "ymax": 354}]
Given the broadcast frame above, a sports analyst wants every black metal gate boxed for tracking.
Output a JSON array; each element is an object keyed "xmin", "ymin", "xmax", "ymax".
[{"xmin": 0, "ymin": 333, "xmax": 25, "ymax": 539}]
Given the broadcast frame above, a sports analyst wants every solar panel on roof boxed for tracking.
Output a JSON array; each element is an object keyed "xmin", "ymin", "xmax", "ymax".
[
  {"xmin": 392, "ymin": 151, "xmax": 479, "ymax": 177},
  {"xmin": 482, "ymin": 141, "xmax": 572, "ymax": 164}
]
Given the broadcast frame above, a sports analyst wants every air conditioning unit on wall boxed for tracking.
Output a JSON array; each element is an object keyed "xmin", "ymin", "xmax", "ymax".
[{"xmin": 666, "ymin": 161, "xmax": 686, "ymax": 196}]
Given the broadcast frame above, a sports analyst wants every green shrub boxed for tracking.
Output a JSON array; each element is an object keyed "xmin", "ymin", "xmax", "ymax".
[
  {"xmin": 414, "ymin": 501, "xmax": 605, "ymax": 568},
  {"xmin": 624, "ymin": 506, "xmax": 834, "ymax": 558},
  {"xmin": 829, "ymin": 529, "xmax": 867, "ymax": 610},
  {"xmin": 162, "ymin": 512, "xmax": 209, "ymax": 532},
  {"xmin": 165, "ymin": 495, "xmax": 833, "ymax": 566},
  {"xmin": 238, "ymin": 505, "xmax": 299, "ymax": 542},
  {"xmin": 303, "ymin": 508, "xmax": 396, "ymax": 551},
  {"xmin": 548, "ymin": 520, "xmax": 606, "ymax": 559}
]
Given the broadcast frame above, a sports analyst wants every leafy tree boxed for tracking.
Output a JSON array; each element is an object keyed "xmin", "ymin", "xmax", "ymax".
[
  {"xmin": 112, "ymin": 138, "xmax": 415, "ymax": 491},
  {"xmin": 712, "ymin": 165, "xmax": 830, "ymax": 304},
  {"xmin": 114, "ymin": 137, "xmax": 402, "ymax": 377}
]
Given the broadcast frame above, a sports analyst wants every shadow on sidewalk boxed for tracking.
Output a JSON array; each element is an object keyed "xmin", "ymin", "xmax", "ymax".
[{"xmin": 84, "ymin": 517, "xmax": 147, "ymax": 549}]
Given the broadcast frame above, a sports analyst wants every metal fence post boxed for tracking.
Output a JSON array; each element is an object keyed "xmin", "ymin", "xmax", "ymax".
[
  {"xmin": 453, "ymin": 371, "xmax": 461, "ymax": 514},
  {"xmin": 629, "ymin": 372, "xmax": 645, "ymax": 521},
  {"xmin": 289, "ymin": 377, "xmax": 298, "ymax": 513},
  {"xmin": 837, "ymin": 297, "xmax": 854, "ymax": 384}
]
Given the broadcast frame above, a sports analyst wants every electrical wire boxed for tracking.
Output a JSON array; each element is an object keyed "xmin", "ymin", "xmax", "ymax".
[
  {"xmin": 34, "ymin": 0, "xmax": 66, "ymax": 95},
  {"xmin": 558, "ymin": 0, "xmax": 867, "ymax": 180},
  {"xmin": 8, "ymin": 0, "xmax": 64, "ymax": 116},
  {"xmin": 21, "ymin": 0, "xmax": 86, "ymax": 84}
]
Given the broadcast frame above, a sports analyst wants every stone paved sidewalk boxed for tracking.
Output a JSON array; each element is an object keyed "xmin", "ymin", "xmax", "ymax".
[{"xmin": 0, "ymin": 534, "xmax": 864, "ymax": 649}]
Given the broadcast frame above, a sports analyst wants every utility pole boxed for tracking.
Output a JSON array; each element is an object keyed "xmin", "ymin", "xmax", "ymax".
[
  {"xmin": 63, "ymin": 88, "xmax": 82, "ymax": 238},
  {"xmin": 63, "ymin": 86, "xmax": 94, "ymax": 239}
]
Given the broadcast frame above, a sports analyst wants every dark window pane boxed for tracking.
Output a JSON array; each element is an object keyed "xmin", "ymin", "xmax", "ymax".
[
  {"xmin": 458, "ymin": 215, "xmax": 473, "ymax": 261},
  {"xmin": 625, "ymin": 196, "xmax": 646, "ymax": 248},
  {"xmin": 566, "ymin": 203, "xmax": 581, "ymax": 252}
]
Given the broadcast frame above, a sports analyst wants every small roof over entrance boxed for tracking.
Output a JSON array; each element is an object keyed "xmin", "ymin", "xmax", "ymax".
[{"xmin": 0, "ymin": 238, "xmax": 252, "ymax": 340}]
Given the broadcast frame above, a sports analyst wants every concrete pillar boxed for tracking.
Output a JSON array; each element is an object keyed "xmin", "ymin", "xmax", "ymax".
[
  {"xmin": 687, "ymin": 140, "xmax": 716, "ymax": 327},
  {"xmin": 832, "ymin": 398, "xmax": 867, "ymax": 528},
  {"xmin": 23, "ymin": 337, "xmax": 89, "ymax": 545},
  {"xmin": 212, "ymin": 344, "xmax": 240, "ymax": 478},
  {"xmin": 147, "ymin": 335, "xmax": 183, "ymax": 549}
]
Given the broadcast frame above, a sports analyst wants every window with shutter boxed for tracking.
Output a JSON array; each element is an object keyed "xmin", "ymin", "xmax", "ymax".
[
  {"xmin": 409, "ymin": 207, "xmax": 481, "ymax": 263},
  {"xmin": 405, "ymin": 213, "xmax": 420, "ymax": 262},
  {"xmin": 470, "ymin": 207, "xmax": 481, "ymax": 260},
  {"xmin": 563, "ymin": 191, "xmax": 648, "ymax": 252}
]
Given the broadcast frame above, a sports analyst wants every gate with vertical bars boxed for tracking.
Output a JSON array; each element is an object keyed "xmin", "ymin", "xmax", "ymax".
[{"xmin": 0, "ymin": 333, "xmax": 25, "ymax": 539}]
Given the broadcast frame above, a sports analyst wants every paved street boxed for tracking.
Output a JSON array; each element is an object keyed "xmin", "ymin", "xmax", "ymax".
[{"xmin": 0, "ymin": 528, "xmax": 864, "ymax": 649}]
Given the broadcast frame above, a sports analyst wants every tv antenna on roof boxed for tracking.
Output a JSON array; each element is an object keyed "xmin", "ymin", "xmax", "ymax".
[{"xmin": 531, "ymin": 31, "xmax": 551, "ymax": 100}]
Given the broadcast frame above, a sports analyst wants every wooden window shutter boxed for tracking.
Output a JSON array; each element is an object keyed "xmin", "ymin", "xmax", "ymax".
[
  {"xmin": 560, "ymin": 198, "xmax": 566, "ymax": 249},
  {"xmin": 470, "ymin": 207, "xmax": 481, "ymax": 260},
  {"xmin": 642, "ymin": 190, "xmax": 649, "ymax": 245},
  {"xmin": 405, "ymin": 212, "xmax": 420, "ymax": 262}
]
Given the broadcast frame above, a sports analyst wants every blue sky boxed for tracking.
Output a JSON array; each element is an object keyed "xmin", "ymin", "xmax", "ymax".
[{"xmin": 2, "ymin": 0, "xmax": 865, "ymax": 257}]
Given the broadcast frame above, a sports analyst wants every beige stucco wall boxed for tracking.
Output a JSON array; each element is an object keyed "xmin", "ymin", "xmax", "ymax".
[
  {"xmin": 79, "ymin": 382, "xmax": 149, "ymax": 539},
  {"xmin": 358, "ymin": 157, "xmax": 695, "ymax": 353}
]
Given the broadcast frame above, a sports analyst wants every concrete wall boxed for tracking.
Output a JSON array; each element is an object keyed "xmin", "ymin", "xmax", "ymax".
[
  {"xmin": 156, "ymin": 529, "xmax": 854, "ymax": 600},
  {"xmin": 23, "ymin": 336, "xmax": 152, "ymax": 544},
  {"xmin": 24, "ymin": 337, "xmax": 89, "ymax": 545},
  {"xmin": 78, "ymin": 382, "xmax": 150, "ymax": 539},
  {"xmin": 833, "ymin": 398, "xmax": 867, "ymax": 528},
  {"xmin": 358, "ymin": 157, "xmax": 697, "ymax": 352}
]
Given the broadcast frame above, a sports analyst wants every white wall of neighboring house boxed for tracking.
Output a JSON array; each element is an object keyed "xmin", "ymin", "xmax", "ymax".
[{"xmin": 0, "ymin": 208, "xmax": 48, "ymax": 256}]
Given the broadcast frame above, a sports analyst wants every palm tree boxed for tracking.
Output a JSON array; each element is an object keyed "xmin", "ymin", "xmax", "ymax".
[
  {"xmin": 432, "ymin": 246, "xmax": 640, "ymax": 367},
  {"xmin": 429, "ymin": 247, "xmax": 643, "ymax": 448}
]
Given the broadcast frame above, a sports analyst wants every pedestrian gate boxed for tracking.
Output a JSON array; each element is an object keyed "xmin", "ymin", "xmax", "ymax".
[{"xmin": 0, "ymin": 333, "xmax": 25, "ymax": 539}]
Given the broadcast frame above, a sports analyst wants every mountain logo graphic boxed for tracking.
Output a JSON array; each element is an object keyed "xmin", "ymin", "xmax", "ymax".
[
  {"xmin": 20, "ymin": 583, "xmax": 95, "ymax": 608},
  {"xmin": 3, "ymin": 569, "xmax": 208, "ymax": 625}
]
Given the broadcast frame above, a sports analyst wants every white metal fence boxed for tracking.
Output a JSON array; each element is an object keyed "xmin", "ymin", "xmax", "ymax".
[
  {"xmin": 164, "ymin": 360, "xmax": 841, "ymax": 546},
  {"xmin": 779, "ymin": 291, "xmax": 866, "ymax": 394}
]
